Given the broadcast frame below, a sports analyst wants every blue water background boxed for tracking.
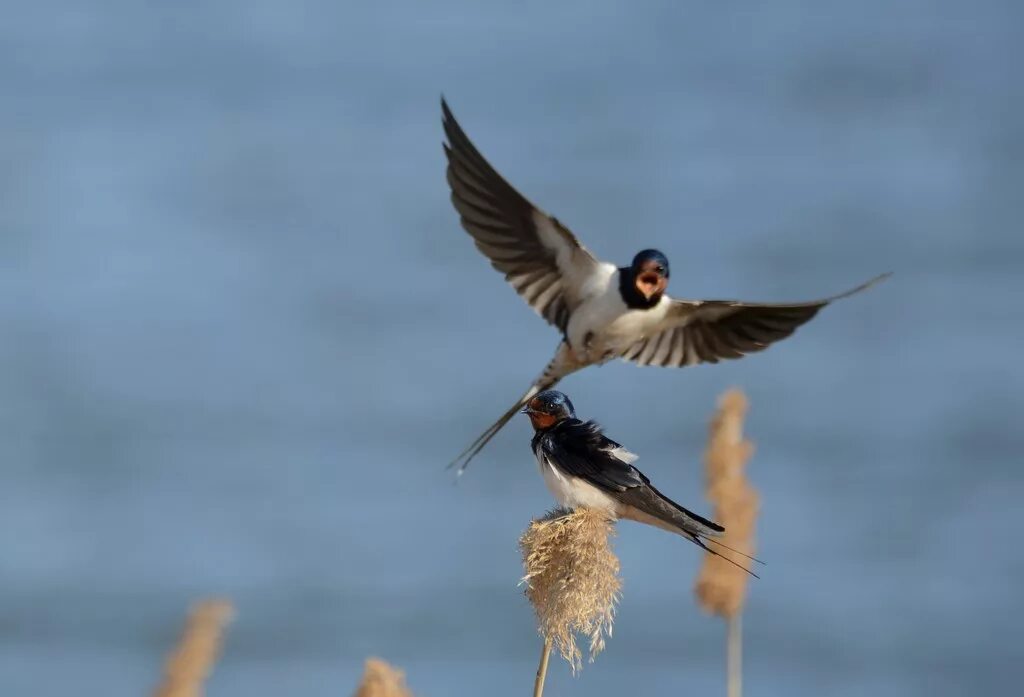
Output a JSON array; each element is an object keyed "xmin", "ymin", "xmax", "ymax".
[{"xmin": 1, "ymin": 2, "xmax": 1022, "ymax": 695}]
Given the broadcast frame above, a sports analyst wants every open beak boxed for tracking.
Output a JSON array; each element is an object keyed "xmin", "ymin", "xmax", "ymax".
[{"xmin": 637, "ymin": 271, "xmax": 661, "ymax": 299}]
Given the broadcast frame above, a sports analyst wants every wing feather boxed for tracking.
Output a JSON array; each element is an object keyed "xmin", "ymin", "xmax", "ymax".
[
  {"xmin": 442, "ymin": 98, "xmax": 607, "ymax": 331},
  {"xmin": 538, "ymin": 420, "xmax": 644, "ymax": 492},
  {"xmin": 539, "ymin": 420, "xmax": 724, "ymax": 537},
  {"xmin": 623, "ymin": 273, "xmax": 890, "ymax": 368}
]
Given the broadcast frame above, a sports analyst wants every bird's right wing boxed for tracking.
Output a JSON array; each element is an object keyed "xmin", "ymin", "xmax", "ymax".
[
  {"xmin": 541, "ymin": 420, "xmax": 724, "ymax": 538},
  {"xmin": 538, "ymin": 420, "xmax": 644, "ymax": 492},
  {"xmin": 442, "ymin": 99, "xmax": 608, "ymax": 332}
]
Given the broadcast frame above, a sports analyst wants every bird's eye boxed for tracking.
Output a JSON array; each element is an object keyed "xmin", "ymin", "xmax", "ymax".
[{"xmin": 656, "ymin": 266, "xmax": 665, "ymax": 274}]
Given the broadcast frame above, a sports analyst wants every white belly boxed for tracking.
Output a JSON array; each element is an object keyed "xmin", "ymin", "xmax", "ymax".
[
  {"xmin": 536, "ymin": 454, "xmax": 617, "ymax": 512},
  {"xmin": 567, "ymin": 272, "xmax": 671, "ymax": 361}
]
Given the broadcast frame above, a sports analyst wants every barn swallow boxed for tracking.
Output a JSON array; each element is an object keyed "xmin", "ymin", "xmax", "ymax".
[
  {"xmin": 442, "ymin": 97, "xmax": 889, "ymax": 474},
  {"xmin": 522, "ymin": 389, "xmax": 759, "ymax": 575}
]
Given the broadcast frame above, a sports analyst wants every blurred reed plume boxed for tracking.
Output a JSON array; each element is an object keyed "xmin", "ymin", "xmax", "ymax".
[
  {"xmin": 519, "ymin": 507, "xmax": 621, "ymax": 677},
  {"xmin": 352, "ymin": 658, "xmax": 415, "ymax": 697},
  {"xmin": 695, "ymin": 389, "xmax": 759, "ymax": 616},
  {"xmin": 693, "ymin": 388, "xmax": 759, "ymax": 697},
  {"xmin": 152, "ymin": 599, "xmax": 234, "ymax": 697}
]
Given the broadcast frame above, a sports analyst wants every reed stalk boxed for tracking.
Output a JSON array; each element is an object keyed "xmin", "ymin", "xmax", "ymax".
[
  {"xmin": 727, "ymin": 614, "xmax": 742, "ymax": 697},
  {"xmin": 532, "ymin": 636, "xmax": 553, "ymax": 697}
]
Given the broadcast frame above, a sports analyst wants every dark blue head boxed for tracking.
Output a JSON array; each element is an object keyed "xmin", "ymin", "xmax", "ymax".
[
  {"xmin": 521, "ymin": 389, "xmax": 576, "ymax": 430},
  {"xmin": 632, "ymin": 249, "xmax": 670, "ymax": 276},
  {"xmin": 629, "ymin": 249, "xmax": 670, "ymax": 301}
]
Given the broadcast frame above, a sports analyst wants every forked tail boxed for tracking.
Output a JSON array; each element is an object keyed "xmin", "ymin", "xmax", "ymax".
[
  {"xmin": 688, "ymin": 535, "xmax": 765, "ymax": 579},
  {"xmin": 447, "ymin": 343, "xmax": 581, "ymax": 477},
  {"xmin": 446, "ymin": 383, "xmax": 548, "ymax": 477}
]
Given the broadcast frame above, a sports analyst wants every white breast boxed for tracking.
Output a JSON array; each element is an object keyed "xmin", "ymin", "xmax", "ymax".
[
  {"xmin": 567, "ymin": 272, "xmax": 673, "ymax": 361},
  {"xmin": 534, "ymin": 447, "xmax": 617, "ymax": 512}
]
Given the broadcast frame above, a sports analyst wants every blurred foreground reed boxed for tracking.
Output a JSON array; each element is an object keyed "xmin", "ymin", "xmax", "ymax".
[
  {"xmin": 152, "ymin": 599, "xmax": 234, "ymax": 697},
  {"xmin": 694, "ymin": 389, "xmax": 759, "ymax": 697},
  {"xmin": 152, "ymin": 601, "xmax": 417, "ymax": 697},
  {"xmin": 352, "ymin": 658, "xmax": 415, "ymax": 697}
]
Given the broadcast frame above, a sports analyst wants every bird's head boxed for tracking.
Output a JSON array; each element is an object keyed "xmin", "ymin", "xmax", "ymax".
[
  {"xmin": 520, "ymin": 390, "xmax": 576, "ymax": 431},
  {"xmin": 630, "ymin": 249, "xmax": 670, "ymax": 301}
]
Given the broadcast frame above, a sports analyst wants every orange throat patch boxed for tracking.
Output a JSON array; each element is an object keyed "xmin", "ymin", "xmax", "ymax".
[{"xmin": 528, "ymin": 412, "xmax": 558, "ymax": 430}]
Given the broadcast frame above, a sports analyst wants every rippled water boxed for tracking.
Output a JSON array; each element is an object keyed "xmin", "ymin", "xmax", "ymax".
[{"xmin": 1, "ymin": 2, "xmax": 1022, "ymax": 695}]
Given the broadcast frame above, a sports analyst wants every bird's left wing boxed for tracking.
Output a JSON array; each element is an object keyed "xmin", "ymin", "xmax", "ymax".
[
  {"xmin": 622, "ymin": 273, "xmax": 890, "ymax": 368},
  {"xmin": 442, "ymin": 99, "xmax": 607, "ymax": 332}
]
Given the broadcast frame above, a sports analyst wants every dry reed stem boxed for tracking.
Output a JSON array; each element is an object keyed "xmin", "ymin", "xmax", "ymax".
[
  {"xmin": 352, "ymin": 658, "xmax": 415, "ymax": 697},
  {"xmin": 152, "ymin": 599, "xmax": 234, "ymax": 697},
  {"xmin": 532, "ymin": 637, "xmax": 552, "ymax": 697},
  {"xmin": 694, "ymin": 389, "xmax": 760, "ymax": 618},
  {"xmin": 727, "ymin": 614, "xmax": 743, "ymax": 697},
  {"xmin": 519, "ymin": 507, "xmax": 621, "ymax": 673}
]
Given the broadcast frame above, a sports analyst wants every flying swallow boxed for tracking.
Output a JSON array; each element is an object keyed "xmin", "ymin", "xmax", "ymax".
[
  {"xmin": 442, "ymin": 98, "xmax": 889, "ymax": 474},
  {"xmin": 522, "ymin": 389, "xmax": 758, "ymax": 574}
]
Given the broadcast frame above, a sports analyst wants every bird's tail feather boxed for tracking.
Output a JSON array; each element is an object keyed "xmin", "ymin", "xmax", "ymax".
[
  {"xmin": 446, "ymin": 343, "xmax": 580, "ymax": 477},
  {"xmin": 614, "ymin": 485, "xmax": 763, "ymax": 577},
  {"xmin": 446, "ymin": 384, "xmax": 545, "ymax": 478},
  {"xmin": 703, "ymin": 536, "xmax": 765, "ymax": 566},
  {"xmin": 688, "ymin": 535, "xmax": 761, "ymax": 579},
  {"xmin": 823, "ymin": 271, "xmax": 892, "ymax": 303},
  {"xmin": 637, "ymin": 482, "xmax": 725, "ymax": 538}
]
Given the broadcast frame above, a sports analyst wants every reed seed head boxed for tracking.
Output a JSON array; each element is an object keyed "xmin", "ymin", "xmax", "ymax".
[
  {"xmin": 352, "ymin": 658, "xmax": 415, "ymax": 697},
  {"xmin": 694, "ymin": 389, "xmax": 760, "ymax": 618},
  {"xmin": 152, "ymin": 599, "xmax": 234, "ymax": 697},
  {"xmin": 519, "ymin": 507, "xmax": 622, "ymax": 673}
]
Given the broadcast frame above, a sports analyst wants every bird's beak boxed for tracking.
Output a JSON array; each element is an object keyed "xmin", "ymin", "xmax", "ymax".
[
  {"xmin": 520, "ymin": 406, "xmax": 533, "ymax": 415},
  {"xmin": 636, "ymin": 271, "xmax": 662, "ymax": 299}
]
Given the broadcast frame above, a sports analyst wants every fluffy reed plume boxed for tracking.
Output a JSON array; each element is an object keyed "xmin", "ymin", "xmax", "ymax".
[
  {"xmin": 152, "ymin": 599, "xmax": 234, "ymax": 697},
  {"xmin": 694, "ymin": 388, "xmax": 759, "ymax": 697},
  {"xmin": 519, "ymin": 507, "xmax": 621, "ymax": 676},
  {"xmin": 352, "ymin": 658, "xmax": 415, "ymax": 697}
]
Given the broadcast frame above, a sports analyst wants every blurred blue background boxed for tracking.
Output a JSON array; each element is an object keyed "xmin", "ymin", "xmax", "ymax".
[{"xmin": 2, "ymin": 1, "xmax": 1022, "ymax": 695}]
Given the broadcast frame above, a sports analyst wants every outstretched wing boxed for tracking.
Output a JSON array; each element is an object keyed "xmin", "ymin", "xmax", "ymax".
[
  {"xmin": 442, "ymin": 98, "xmax": 608, "ymax": 332},
  {"xmin": 622, "ymin": 273, "xmax": 890, "ymax": 368}
]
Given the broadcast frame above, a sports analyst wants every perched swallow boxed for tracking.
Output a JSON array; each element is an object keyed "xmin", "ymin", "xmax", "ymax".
[
  {"xmin": 442, "ymin": 98, "xmax": 889, "ymax": 474},
  {"xmin": 522, "ymin": 390, "xmax": 758, "ymax": 574}
]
